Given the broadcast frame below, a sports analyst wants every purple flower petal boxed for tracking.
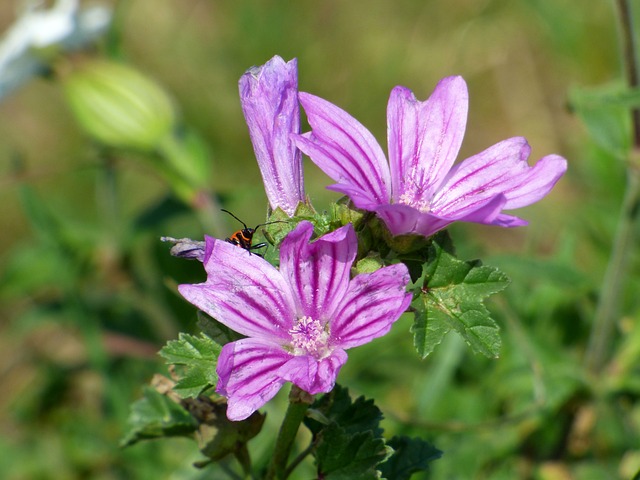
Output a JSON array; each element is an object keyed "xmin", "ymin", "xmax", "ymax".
[
  {"xmin": 387, "ymin": 78, "xmax": 468, "ymax": 205},
  {"xmin": 330, "ymin": 263, "xmax": 412, "ymax": 349},
  {"xmin": 298, "ymin": 76, "xmax": 566, "ymax": 238},
  {"xmin": 240, "ymin": 56, "xmax": 304, "ymax": 216},
  {"xmin": 216, "ymin": 338, "xmax": 290, "ymax": 421},
  {"xmin": 295, "ymin": 92, "xmax": 391, "ymax": 205},
  {"xmin": 178, "ymin": 237, "xmax": 296, "ymax": 341},
  {"xmin": 279, "ymin": 222, "xmax": 357, "ymax": 320},
  {"xmin": 450, "ymin": 193, "xmax": 508, "ymax": 223},
  {"xmin": 490, "ymin": 213, "xmax": 528, "ymax": 228},
  {"xmin": 500, "ymin": 154, "xmax": 567, "ymax": 209},
  {"xmin": 278, "ymin": 350, "xmax": 348, "ymax": 394},
  {"xmin": 374, "ymin": 203, "xmax": 452, "ymax": 237},
  {"xmin": 431, "ymin": 137, "xmax": 567, "ymax": 217},
  {"xmin": 375, "ymin": 195, "xmax": 508, "ymax": 237},
  {"xmin": 179, "ymin": 222, "xmax": 412, "ymax": 421},
  {"xmin": 325, "ymin": 182, "xmax": 385, "ymax": 211}
]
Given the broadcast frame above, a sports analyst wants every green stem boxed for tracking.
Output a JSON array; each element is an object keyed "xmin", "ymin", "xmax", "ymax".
[
  {"xmin": 586, "ymin": 165, "xmax": 640, "ymax": 373},
  {"xmin": 617, "ymin": 0, "xmax": 640, "ymax": 146},
  {"xmin": 265, "ymin": 386, "xmax": 312, "ymax": 480},
  {"xmin": 284, "ymin": 443, "xmax": 316, "ymax": 479},
  {"xmin": 234, "ymin": 444, "xmax": 253, "ymax": 479},
  {"xmin": 97, "ymin": 153, "xmax": 121, "ymax": 244},
  {"xmin": 585, "ymin": 0, "xmax": 640, "ymax": 373}
]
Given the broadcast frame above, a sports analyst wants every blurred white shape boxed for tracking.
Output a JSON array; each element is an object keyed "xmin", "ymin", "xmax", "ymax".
[{"xmin": 0, "ymin": 0, "xmax": 112, "ymax": 99}]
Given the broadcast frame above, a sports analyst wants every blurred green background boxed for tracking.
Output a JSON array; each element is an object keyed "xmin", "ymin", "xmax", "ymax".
[{"xmin": 1, "ymin": 0, "xmax": 638, "ymax": 479}]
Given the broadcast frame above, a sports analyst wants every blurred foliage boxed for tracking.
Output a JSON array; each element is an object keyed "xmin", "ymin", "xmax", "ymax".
[{"xmin": 0, "ymin": 0, "xmax": 639, "ymax": 479}]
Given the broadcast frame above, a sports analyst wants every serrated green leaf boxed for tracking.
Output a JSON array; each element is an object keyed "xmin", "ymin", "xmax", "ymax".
[
  {"xmin": 378, "ymin": 436, "xmax": 442, "ymax": 480},
  {"xmin": 315, "ymin": 423, "xmax": 391, "ymax": 480},
  {"xmin": 411, "ymin": 305, "xmax": 450, "ymax": 357},
  {"xmin": 159, "ymin": 333, "xmax": 221, "ymax": 398},
  {"xmin": 410, "ymin": 233, "xmax": 509, "ymax": 358},
  {"xmin": 120, "ymin": 386, "xmax": 198, "ymax": 447},
  {"xmin": 305, "ymin": 386, "xmax": 391, "ymax": 479},
  {"xmin": 305, "ymin": 384, "xmax": 383, "ymax": 437}
]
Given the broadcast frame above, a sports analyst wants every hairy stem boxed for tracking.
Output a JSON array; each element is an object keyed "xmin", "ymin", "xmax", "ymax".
[{"xmin": 586, "ymin": 0, "xmax": 640, "ymax": 373}]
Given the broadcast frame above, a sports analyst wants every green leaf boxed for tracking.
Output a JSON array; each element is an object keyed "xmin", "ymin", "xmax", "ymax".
[
  {"xmin": 305, "ymin": 385, "xmax": 383, "ymax": 437},
  {"xmin": 304, "ymin": 386, "xmax": 395, "ymax": 479},
  {"xmin": 120, "ymin": 386, "xmax": 198, "ymax": 447},
  {"xmin": 378, "ymin": 436, "xmax": 442, "ymax": 480},
  {"xmin": 264, "ymin": 206, "xmax": 296, "ymax": 246},
  {"xmin": 315, "ymin": 424, "xmax": 391, "ymax": 480},
  {"xmin": 568, "ymin": 83, "xmax": 632, "ymax": 158},
  {"xmin": 570, "ymin": 84, "xmax": 640, "ymax": 109},
  {"xmin": 159, "ymin": 333, "xmax": 221, "ymax": 398},
  {"xmin": 411, "ymin": 306, "xmax": 451, "ymax": 358},
  {"xmin": 196, "ymin": 311, "xmax": 244, "ymax": 346},
  {"xmin": 410, "ymin": 232, "xmax": 509, "ymax": 358}
]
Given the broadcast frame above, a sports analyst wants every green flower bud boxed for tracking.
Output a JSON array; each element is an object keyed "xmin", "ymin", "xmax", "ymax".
[
  {"xmin": 63, "ymin": 60, "xmax": 176, "ymax": 150},
  {"xmin": 355, "ymin": 254, "xmax": 384, "ymax": 274}
]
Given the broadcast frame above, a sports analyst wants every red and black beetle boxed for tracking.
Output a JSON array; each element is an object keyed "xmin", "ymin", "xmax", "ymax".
[{"xmin": 221, "ymin": 209, "xmax": 284, "ymax": 254}]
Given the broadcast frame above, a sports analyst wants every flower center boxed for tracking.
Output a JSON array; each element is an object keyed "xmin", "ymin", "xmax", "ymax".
[
  {"xmin": 398, "ymin": 191, "xmax": 431, "ymax": 213},
  {"xmin": 288, "ymin": 316, "xmax": 330, "ymax": 359}
]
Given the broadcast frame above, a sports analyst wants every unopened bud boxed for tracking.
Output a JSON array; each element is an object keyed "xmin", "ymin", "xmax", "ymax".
[{"xmin": 63, "ymin": 60, "xmax": 175, "ymax": 150}]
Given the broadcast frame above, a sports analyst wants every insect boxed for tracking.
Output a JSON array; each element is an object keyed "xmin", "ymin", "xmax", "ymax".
[{"xmin": 221, "ymin": 209, "xmax": 285, "ymax": 254}]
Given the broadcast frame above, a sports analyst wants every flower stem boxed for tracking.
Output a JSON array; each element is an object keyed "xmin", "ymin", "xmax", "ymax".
[
  {"xmin": 585, "ymin": 0, "xmax": 640, "ymax": 373},
  {"xmin": 617, "ymin": 0, "xmax": 640, "ymax": 146},
  {"xmin": 586, "ymin": 163, "xmax": 640, "ymax": 373},
  {"xmin": 265, "ymin": 386, "xmax": 312, "ymax": 480},
  {"xmin": 284, "ymin": 443, "xmax": 316, "ymax": 479},
  {"xmin": 234, "ymin": 444, "xmax": 253, "ymax": 479}
]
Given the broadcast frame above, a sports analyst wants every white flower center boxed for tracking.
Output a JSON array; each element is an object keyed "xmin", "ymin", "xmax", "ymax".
[
  {"xmin": 398, "ymin": 191, "xmax": 431, "ymax": 213},
  {"xmin": 288, "ymin": 316, "xmax": 330, "ymax": 359}
]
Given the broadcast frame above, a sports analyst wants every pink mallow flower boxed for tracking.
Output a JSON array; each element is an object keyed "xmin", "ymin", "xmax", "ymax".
[
  {"xmin": 178, "ymin": 221, "xmax": 411, "ymax": 421},
  {"xmin": 239, "ymin": 55, "xmax": 305, "ymax": 217},
  {"xmin": 294, "ymin": 76, "xmax": 567, "ymax": 238}
]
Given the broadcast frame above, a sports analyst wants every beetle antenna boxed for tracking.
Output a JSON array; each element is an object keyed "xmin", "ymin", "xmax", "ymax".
[
  {"xmin": 254, "ymin": 220, "xmax": 288, "ymax": 229},
  {"xmin": 221, "ymin": 209, "xmax": 248, "ymax": 229}
]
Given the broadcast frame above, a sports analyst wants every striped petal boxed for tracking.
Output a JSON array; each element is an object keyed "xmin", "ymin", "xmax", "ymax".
[
  {"xmin": 375, "ymin": 203, "xmax": 453, "ymax": 237},
  {"xmin": 240, "ymin": 56, "xmax": 304, "ymax": 216},
  {"xmin": 278, "ymin": 350, "xmax": 348, "ymax": 394},
  {"xmin": 178, "ymin": 236, "xmax": 296, "ymax": 341},
  {"xmin": 216, "ymin": 338, "xmax": 290, "ymax": 421},
  {"xmin": 431, "ymin": 137, "xmax": 567, "ymax": 216},
  {"xmin": 330, "ymin": 263, "xmax": 412, "ymax": 349},
  {"xmin": 387, "ymin": 78, "xmax": 468, "ymax": 205},
  {"xmin": 279, "ymin": 222, "xmax": 357, "ymax": 320},
  {"xmin": 295, "ymin": 92, "xmax": 391, "ymax": 205},
  {"xmin": 375, "ymin": 194, "xmax": 508, "ymax": 237}
]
